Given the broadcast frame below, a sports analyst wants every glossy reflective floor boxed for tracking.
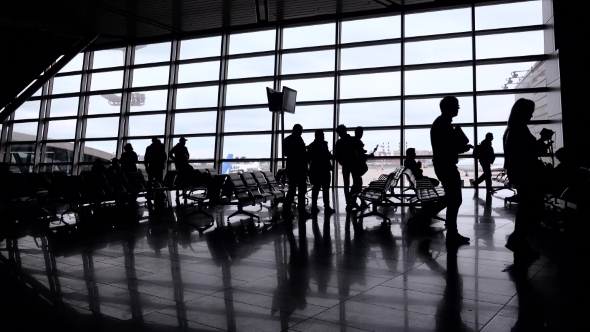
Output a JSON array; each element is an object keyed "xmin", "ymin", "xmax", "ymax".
[{"xmin": 1, "ymin": 189, "xmax": 589, "ymax": 332}]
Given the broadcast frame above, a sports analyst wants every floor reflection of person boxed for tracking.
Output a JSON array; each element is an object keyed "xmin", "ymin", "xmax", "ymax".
[
  {"xmin": 507, "ymin": 263, "xmax": 547, "ymax": 331},
  {"xmin": 503, "ymin": 99, "xmax": 548, "ymax": 260},
  {"xmin": 311, "ymin": 215, "xmax": 334, "ymax": 290},
  {"xmin": 307, "ymin": 130, "xmax": 335, "ymax": 215},
  {"xmin": 431, "ymin": 96, "xmax": 473, "ymax": 245}
]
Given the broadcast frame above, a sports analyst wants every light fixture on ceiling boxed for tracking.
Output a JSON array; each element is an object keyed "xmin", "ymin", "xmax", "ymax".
[{"xmin": 255, "ymin": 0, "xmax": 268, "ymax": 23}]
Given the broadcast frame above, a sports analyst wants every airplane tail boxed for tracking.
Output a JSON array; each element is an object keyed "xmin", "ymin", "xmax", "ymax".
[{"xmin": 221, "ymin": 154, "xmax": 233, "ymax": 174}]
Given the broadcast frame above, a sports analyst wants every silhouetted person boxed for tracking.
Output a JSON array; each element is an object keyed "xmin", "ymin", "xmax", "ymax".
[
  {"xmin": 307, "ymin": 129, "xmax": 335, "ymax": 215},
  {"xmin": 404, "ymin": 148, "xmax": 440, "ymax": 187},
  {"xmin": 108, "ymin": 158, "xmax": 121, "ymax": 173},
  {"xmin": 431, "ymin": 96, "xmax": 473, "ymax": 245},
  {"xmin": 504, "ymin": 98, "xmax": 548, "ymax": 260},
  {"xmin": 471, "ymin": 132, "xmax": 495, "ymax": 192},
  {"xmin": 283, "ymin": 124, "xmax": 311, "ymax": 218},
  {"xmin": 353, "ymin": 126, "xmax": 377, "ymax": 207},
  {"xmin": 335, "ymin": 124, "xmax": 360, "ymax": 210},
  {"xmin": 144, "ymin": 138, "xmax": 167, "ymax": 186},
  {"xmin": 507, "ymin": 263, "xmax": 547, "ymax": 331},
  {"xmin": 170, "ymin": 137, "xmax": 189, "ymax": 171},
  {"xmin": 120, "ymin": 143, "xmax": 138, "ymax": 173},
  {"xmin": 174, "ymin": 154, "xmax": 194, "ymax": 188},
  {"xmin": 91, "ymin": 159, "xmax": 108, "ymax": 174}
]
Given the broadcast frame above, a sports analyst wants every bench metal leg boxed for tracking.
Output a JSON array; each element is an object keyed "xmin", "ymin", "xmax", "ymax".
[{"xmin": 227, "ymin": 208, "xmax": 260, "ymax": 221}]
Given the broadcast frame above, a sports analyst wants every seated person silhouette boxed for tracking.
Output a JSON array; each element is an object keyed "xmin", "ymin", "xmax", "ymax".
[
  {"xmin": 91, "ymin": 159, "xmax": 108, "ymax": 174},
  {"xmin": 108, "ymin": 158, "xmax": 121, "ymax": 173},
  {"xmin": 404, "ymin": 148, "xmax": 440, "ymax": 187}
]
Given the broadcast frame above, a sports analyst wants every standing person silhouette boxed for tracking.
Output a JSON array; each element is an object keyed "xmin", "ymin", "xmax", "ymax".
[
  {"xmin": 283, "ymin": 124, "xmax": 311, "ymax": 219},
  {"xmin": 335, "ymin": 125, "xmax": 359, "ymax": 211},
  {"xmin": 471, "ymin": 133, "xmax": 495, "ymax": 193},
  {"xmin": 144, "ymin": 138, "xmax": 167, "ymax": 187},
  {"xmin": 169, "ymin": 137, "xmax": 189, "ymax": 171},
  {"xmin": 307, "ymin": 129, "xmax": 335, "ymax": 215},
  {"xmin": 431, "ymin": 96, "xmax": 473, "ymax": 245},
  {"xmin": 354, "ymin": 126, "xmax": 377, "ymax": 209},
  {"xmin": 504, "ymin": 98, "xmax": 548, "ymax": 260},
  {"xmin": 120, "ymin": 143, "xmax": 138, "ymax": 173}
]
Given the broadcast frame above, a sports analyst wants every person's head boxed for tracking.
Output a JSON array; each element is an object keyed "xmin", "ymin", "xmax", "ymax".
[
  {"xmin": 179, "ymin": 137, "xmax": 187, "ymax": 146},
  {"xmin": 336, "ymin": 124, "xmax": 347, "ymax": 138},
  {"xmin": 151, "ymin": 137, "xmax": 158, "ymax": 144},
  {"xmin": 124, "ymin": 143, "xmax": 133, "ymax": 152},
  {"xmin": 314, "ymin": 129, "xmax": 324, "ymax": 141},
  {"xmin": 440, "ymin": 96, "xmax": 460, "ymax": 118},
  {"xmin": 354, "ymin": 126, "xmax": 364, "ymax": 139},
  {"xmin": 507, "ymin": 98, "xmax": 535, "ymax": 128},
  {"xmin": 485, "ymin": 132, "xmax": 494, "ymax": 141},
  {"xmin": 292, "ymin": 124, "xmax": 303, "ymax": 136},
  {"xmin": 406, "ymin": 148, "xmax": 416, "ymax": 158},
  {"xmin": 555, "ymin": 147, "xmax": 570, "ymax": 163},
  {"xmin": 111, "ymin": 158, "xmax": 119, "ymax": 165}
]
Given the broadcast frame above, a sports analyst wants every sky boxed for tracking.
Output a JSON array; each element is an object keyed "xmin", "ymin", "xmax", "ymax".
[{"xmin": 6, "ymin": 0, "xmax": 545, "ymax": 162}]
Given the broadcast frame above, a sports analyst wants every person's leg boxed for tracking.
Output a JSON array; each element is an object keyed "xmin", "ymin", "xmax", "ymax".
[
  {"xmin": 311, "ymin": 182, "xmax": 320, "ymax": 212},
  {"xmin": 482, "ymin": 163, "xmax": 492, "ymax": 191},
  {"xmin": 342, "ymin": 167, "xmax": 351, "ymax": 205},
  {"xmin": 473, "ymin": 162, "xmax": 487, "ymax": 186},
  {"xmin": 284, "ymin": 169, "xmax": 297, "ymax": 211},
  {"xmin": 322, "ymin": 172, "xmax": 331, "ymax": 208},
  {"xmin": 435, "ymin": 165, "xmax": 467, "ymax": 242},
  {"xmin": 296, "ymin": 173, "xmax": 308, "ymax": 213}
]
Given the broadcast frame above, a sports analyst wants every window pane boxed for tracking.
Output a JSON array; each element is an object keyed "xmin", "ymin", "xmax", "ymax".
[
  {"xmin": 227, "ymin": 56, "xmax": 274, "ymax": 79},
  {"xmin": 45, "ymin": 143, "xmax": 75, "ymax": 163},
  {"xmin": 178, "ymin": 62, "xmax": 220, "ymax": 83},
  {"xmin": 406, "ymin": 97, "xmax": 473, "ymax": 126},
  {"xmin": 405, "ymin": 67, "xmax": 472, "ymax": 95},
  {"xmin": 340, "ymin": 101, "xmax": 400, "ymax": 127},
  {"xmin": 224, "ymin": 135, "xmax": 270, "ymax": 159},
  {"xmin": 476, "ymin": 31, "xmax": 544, "ymax": 59},
  {"xmin": 180, "ymin": 37, "xmax": 221, "ymax": 59},
  {"xmin": 281, "ymin": 77, "xmax": 334, "ymax": 102},
  {"xmin": 49, "ymin": 97, "xmax": 79, "ymax": 117},
  {"xmin": 83, "ymin": 141, "xmax": 117, "ymax": 161},
  {"xmin": 174, "ymin": 112, "xmax": 217, "ymax": 135},
  {"xmin": 405, "ymin": 127, "xmax": 474, "ymax": 156},
  {"xmin": 9, "ymin": 143, "xmax": 36, "ymax": 167},
  {"xmin": 405, "ymin": 38, "xmax": 471, "ymax": 65},
  {"xmin": 405, "ymin": 8, "xmax": 471, "ymax": 37},
  {"xmin": 342, "ymin": 16, "xmax": 401, "ymax": 43},
  {"xmin": 176, "ymin": 86, "xmax": 218, "ymax": 109},
  {"xmin": 172, "ymin": 137, "xmax": 215, "ymax": 160},
  {"xmin": 476, "ymin": 61, "xmax": 542, "ymax": 91},
  {"xmin": 93, "ymin": 49, "xmax": 124, "ymax": 69},
  {"xmin": 132, "ymin": 66, "xmax": 169, "ymax": 87},
  {"xmin": 284, "ymin": 105, "xmax": 333, "ymax": 130},
  {"xmin": 282, "ymin": 50, "xmax": 334, "ymax": 74},
  {"xmin": 52, "ymin": 75, "xmax": 81, "ymax": 94},
  {"xmin": 91, "ymin": 71, "xmax": 123, "ymax": 91},
  {"xmin": 135, "ymin": 42, "xmax": 171, "ymax": 64},
  {"xmin": 226, "ymin": 81, "xmax": 272, "ymax": 106},
  {"xmin": 476, "ymin": 1, "xmax": 543, "ymax": 30},
  {"xmin": 60, "ymin": 53, "xmax": 84, "ymax": 73},
  {"xmin": 47, "ymin": 119, "xmax": 77, "ymax": 140},
  {"xmin": 130, "ymin": 90, "xmax": 168, "ymax": 112},
  {"xmin": 341, "ymin": 72, "xmax": 400, "ymax": 99},
  {"xmin": 283, "ymin": 23, "xmax": 335, "ymax": 49},
  {"xmin": 230, "ymin": 30, "xmax": 275, "ymax": 54},
  {"xmin": 12, "ymin": 122, "xmax": 38, "ymax": 139},
  {"xmin": 85, "ymin": 117, "xmax": 119, "ymax": 138},
  {"xmin": 128, "ymin": 114, "xmax": 165, "ymax": 137},
  {"xmin": 13, "ymin": 101, "xmax": 40, "ymax": 120},
  {"xmin": 341, "ymin": 45, "xmax": 401, "ymax": 70},
  {"xmin": 476, "ymin": 126, "xmax": 505, "ymax": 155},
  {"xmin": 225, "ymin": 108, "xmax": 272, "ymax": 133},
  {"xmin": 88, "ymin": 95, "xmax": 121, "ymax": 115},
  {"xmin": 476, "ymin": 95, "xmax": 515, "ymax": 123}
]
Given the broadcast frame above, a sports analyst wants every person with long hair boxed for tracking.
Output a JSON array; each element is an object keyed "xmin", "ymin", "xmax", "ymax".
[{"xmin": 503, "ymin": 98, "xmax": 549, "ymax": 259}]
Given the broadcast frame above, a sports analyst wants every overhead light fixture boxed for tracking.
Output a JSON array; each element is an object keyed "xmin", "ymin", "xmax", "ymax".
[{"xmin": 255, "ymin": 0, "xmax": 268, "ymax": 22}]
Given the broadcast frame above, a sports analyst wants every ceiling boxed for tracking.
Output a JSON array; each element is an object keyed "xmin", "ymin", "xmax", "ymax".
[{"xmin": 0, "ymin": 0, "xmax": 507, "ymax": 47}]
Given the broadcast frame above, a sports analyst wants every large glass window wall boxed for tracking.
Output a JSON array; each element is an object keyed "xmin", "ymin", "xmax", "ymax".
[{"xmin": 1, "ymin": 0, "xmax": 551, "ymax": 185}]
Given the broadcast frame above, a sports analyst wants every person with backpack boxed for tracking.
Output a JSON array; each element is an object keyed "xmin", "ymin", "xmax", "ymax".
[
  {"xmin": 144, "ymin": 137, "xmax": 167, "ymax": 187},
  {"xmin": 471, "ymin": 133, "xmax": 495, "ymax": 193}
]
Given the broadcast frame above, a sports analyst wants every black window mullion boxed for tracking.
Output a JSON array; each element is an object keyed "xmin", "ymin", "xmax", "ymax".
[
  {"xmin": 165, "ymin": 39, "xmax": 180, "ymax": 171},
  {"xmin": 213, "ymin": 33, "xmax": 229, "ymax": 171},
  {"xmin": 472, "ymin": 2, "xmax": 479, "ymax": 182},
  {"xmin": 270, "ymin": 23, "xmax": 283, "ymax": 173},
  {"xmin": 117, "ymin": 45, "xmax": 134, "ymax": 158},
  {"xmin": 332, "ymin": 18, "xmax": 342, "ymax": 188}
]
